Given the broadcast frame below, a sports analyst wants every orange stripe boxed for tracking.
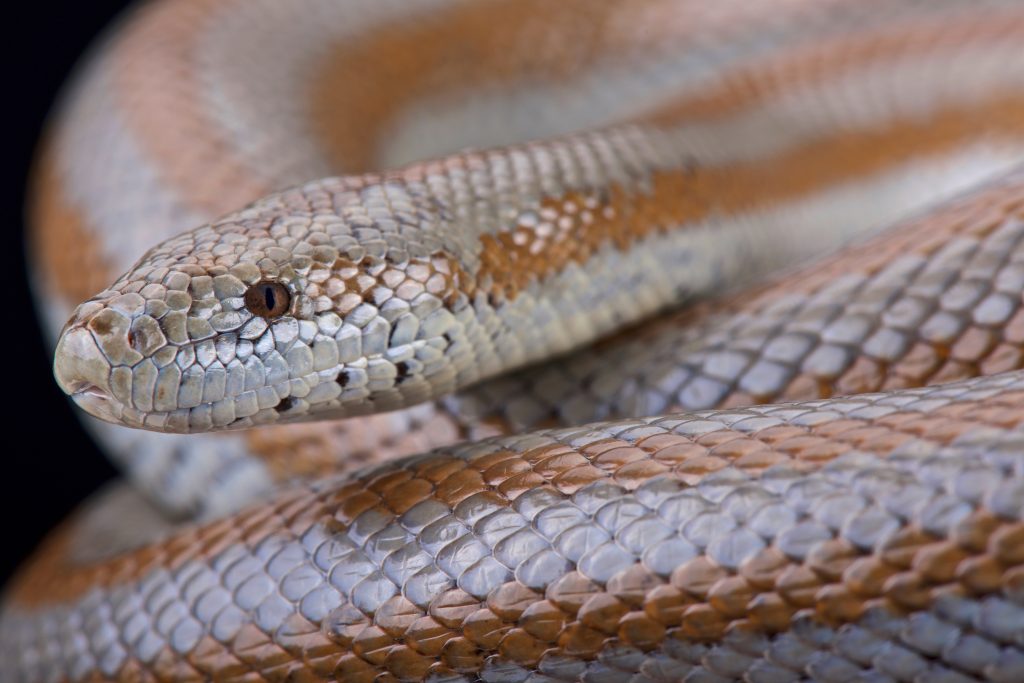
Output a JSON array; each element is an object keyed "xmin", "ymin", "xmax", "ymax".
[
  {"xmin": 308, "ymin": 0, "xmax": 731, "ymax": 171},
  {"xmin": 28, "ymin": 141, "xmax": 116, "ymax": 305},
  {"xmin": 109, "ymin": 0, "xmax": 271, "ymax": 218},
  {"xmin": 647, "ymin": 10, "xmax": 1024, "ymax": 123},
  {"xmin": 464, "ymin": 94, "xmax": 1024, "ymax": 301}
]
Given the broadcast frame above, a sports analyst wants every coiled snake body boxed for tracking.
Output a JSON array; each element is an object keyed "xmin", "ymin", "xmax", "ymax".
[{"xmin": 5, "ymin": 1, "xmax": 1024, "ymax": 681}]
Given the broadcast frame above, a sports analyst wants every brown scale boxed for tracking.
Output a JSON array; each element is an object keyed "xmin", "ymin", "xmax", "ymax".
[
  {"xmin": 479, "ymin": 166, "xmax": 1024, "ymax": 432},
  {"xmin": 236, "ymin": 120, "xmax": 1024, "ymax": 479},
  {"xmin": 5, "ymin": 382, "xmax": 1022, "ymax": 680},
  {"xmin": 469, "ymin": 88, "xmax": 1024, "ymax": 303}
]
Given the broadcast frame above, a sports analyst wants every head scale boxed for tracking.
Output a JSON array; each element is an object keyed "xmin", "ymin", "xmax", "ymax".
[{"xmin": 53, "ymin": 177, "xmax": 469, "ymax": 433}]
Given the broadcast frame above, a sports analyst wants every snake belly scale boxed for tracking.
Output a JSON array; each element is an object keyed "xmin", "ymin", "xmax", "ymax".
[{"xmin": 4, "ymin": 0, "xmax": 1024, "ymax": 681}]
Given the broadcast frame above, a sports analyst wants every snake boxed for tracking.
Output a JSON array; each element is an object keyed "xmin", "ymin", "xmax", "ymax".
[{"xmin": 4, "ymin": 0, "xmax": 1024, "ymax": 680}]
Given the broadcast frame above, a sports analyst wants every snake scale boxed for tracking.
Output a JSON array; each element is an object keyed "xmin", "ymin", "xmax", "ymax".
[{"xmin": 5, "ymin": 0, "xmax": 1024, "ymax": 681}]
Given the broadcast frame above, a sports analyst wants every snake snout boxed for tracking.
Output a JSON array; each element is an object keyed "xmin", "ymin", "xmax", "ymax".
[{"xmin": 53, "ymin": 324, "xmax": 121, "ymax": 424}]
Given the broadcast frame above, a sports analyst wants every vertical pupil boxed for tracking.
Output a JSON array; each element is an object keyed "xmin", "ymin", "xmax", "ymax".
[{"xmin": 264, "ymin": 286, "xmax": 275, "ymax": 311}]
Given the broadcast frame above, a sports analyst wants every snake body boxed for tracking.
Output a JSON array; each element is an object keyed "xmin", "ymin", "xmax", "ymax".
[{"xmin": 6, "ymin": 0, "xmax": 1024, "ymax": 681}]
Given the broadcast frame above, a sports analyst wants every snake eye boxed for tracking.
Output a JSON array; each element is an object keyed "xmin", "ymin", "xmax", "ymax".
[{"xmin": 244, "ymin": 281, "xmax": 291, "ymax": 318}]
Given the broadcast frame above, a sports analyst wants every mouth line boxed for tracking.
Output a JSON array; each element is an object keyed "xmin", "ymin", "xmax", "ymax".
[
  {"xmin": 72, "ymin": 384, "xmax": 109, "ymax": 401},
  {"xmin": 65, "ymin": 390, "xmax": 239, "ymax": 434},
  {"xmin": 69, "ymin": 384, "xmax": 123, "ymax": 425}
]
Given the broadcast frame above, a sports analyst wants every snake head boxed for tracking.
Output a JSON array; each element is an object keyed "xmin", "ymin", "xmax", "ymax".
[{"xmin": 53, "ymin": 176, "xmax": 471, "ymax": 433}]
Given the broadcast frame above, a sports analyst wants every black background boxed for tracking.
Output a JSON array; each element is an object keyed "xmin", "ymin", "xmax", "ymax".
[{"xmin": 4, "ymin": 1, "xmax": 132, "ymax": 584}]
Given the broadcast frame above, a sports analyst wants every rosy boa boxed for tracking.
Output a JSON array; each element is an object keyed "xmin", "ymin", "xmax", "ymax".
[{"xmin": 4, "ymin": 0, "xmax": 1024, "ymax": 681}]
